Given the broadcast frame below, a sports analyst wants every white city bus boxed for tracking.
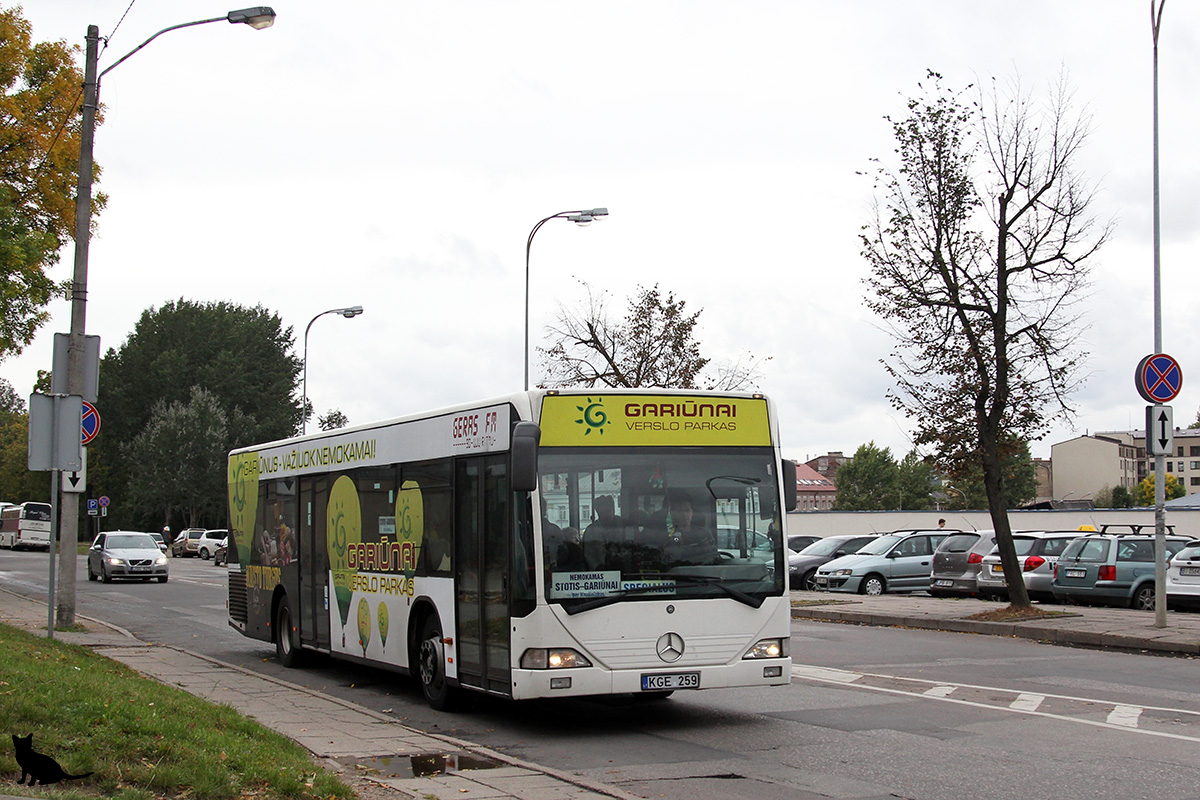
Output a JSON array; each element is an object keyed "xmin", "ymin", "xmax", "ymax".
[
  {"xmin": 226, "ymin": 389, "xmax": 796, "ymax": 708},
  {"xmin": 0, "ymin": 502, "xmax": 53, "ymax": 549}
]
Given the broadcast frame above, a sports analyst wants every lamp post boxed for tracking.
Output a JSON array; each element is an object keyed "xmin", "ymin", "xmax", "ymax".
[
  {"xmin": 55, "ymin": 7, "xmax": 277, "ymax": 630},
  {"xmin": 524, "ymin": 208, "xmax": 608, "ymax": 391},
  {"xmin": 302, "ymin": 306, "xmax": 364, "ymax": 434},
  {"xmin": 1151, "ymin": 0, "xmax": 1168, "ymax": 628}
]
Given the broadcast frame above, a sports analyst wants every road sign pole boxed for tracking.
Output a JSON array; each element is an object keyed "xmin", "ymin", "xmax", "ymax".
[{"xmin": 47, "ymin": 471, "xmax": 58, "ymax": 639}]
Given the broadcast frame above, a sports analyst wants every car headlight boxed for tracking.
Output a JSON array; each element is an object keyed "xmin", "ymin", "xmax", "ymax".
[
  {"xmin": 833, "ymin": 568, "xmax": 853, "ymax": 576},
  {"xmin": 519, "ymin": 648, "xmax": 592, "ymax": 669},
  {"xmin": 156, "ymin": 557, "xmax": 168, "ymax": 566},
  {"xmin": 107, "ymin": 557, "xmax": 124, "ymax": 565},
  {"xmin": 744, "ymin": 638, "xmax": 788, "ymax": 659}
]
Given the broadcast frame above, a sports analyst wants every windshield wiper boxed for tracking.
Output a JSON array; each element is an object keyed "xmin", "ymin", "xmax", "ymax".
[{"xmin": 562, "ymin": 572, "xmax": 764, "ymax": 615}]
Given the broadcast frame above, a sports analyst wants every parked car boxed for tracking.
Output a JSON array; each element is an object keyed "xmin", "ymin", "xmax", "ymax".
[
  {"xmin": 87, "ymin": 531, "xmax": 169, "ymax": 583},
  {"xmin": 170, "ymin": 528, "xmax": 207, "ymax": 558},
  {"xmin": 814, "ymin": 529, "xmax": 951, "ymax": 595},
  {"xmin": 213, "ymin": 538, "xmax": 229, "ymax": 566},
  {"xmin": 976, "ymin": 530, "xmax": 1084, "ymax": 602},
  {"xmin": 148, "ymin": 532, "xmax": 168, "ymax": 553},
  {"xmin": 787, "ymin": 535, "xmax": 820, "ymax": 554},
  {"xmin": 1166, "ymin": 540, "xmax": 1200, "ymax": 609},
  {"xmin": 1052, "ymin": 532, "xmax": 1191, "ymax": 610},
  {"xmin": 789, "ymin": 534, "xmax": 879, "ymax": 590},
  {"xmin": 929, "ymin": 530, "xmax": 998, "ymax": 597},
  {"xmin": 196, "ymin": 529, "xmax": 228, "ymax": 560}
]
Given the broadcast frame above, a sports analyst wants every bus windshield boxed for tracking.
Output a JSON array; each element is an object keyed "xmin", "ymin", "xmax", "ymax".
[{"xmin": 538, "ymin": 448, "xmax": 785, "ymax": 612}]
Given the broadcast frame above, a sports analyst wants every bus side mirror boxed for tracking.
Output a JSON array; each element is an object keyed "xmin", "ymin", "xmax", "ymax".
[
  {"xmin": 781, "ymin": 459, "xmax": 798, "ymax": 512},
  {"xmin": 510, "ymin": 422, "xmax": 541, "ymax": 493}
]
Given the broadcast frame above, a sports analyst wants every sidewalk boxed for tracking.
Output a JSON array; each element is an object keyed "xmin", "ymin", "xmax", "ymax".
[
  {"xmin": 0, "ymin": 589, "xmax": 639, "ymax": 800},
  {"xmin": 790, "ymin": 589, "xmax": 1200, "ymax": 655}
]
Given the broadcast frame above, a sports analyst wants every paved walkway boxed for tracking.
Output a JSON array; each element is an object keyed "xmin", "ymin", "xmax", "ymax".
[
  {"xmin": 789, "ymin": 589, "xmax": 1200, "ymax": 655},
  {"xmin": 0, "ymin": 589, "xmax": 639, "ymax": 800},
  {"xmin": 5, "ymin": 587, "xmax": 1198, "ymax": 800}
]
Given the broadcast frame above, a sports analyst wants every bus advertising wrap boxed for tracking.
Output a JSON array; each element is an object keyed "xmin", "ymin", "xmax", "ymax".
[{"xmin": 539, "ymin": 394, "xmax": 771, "ymax": 447}]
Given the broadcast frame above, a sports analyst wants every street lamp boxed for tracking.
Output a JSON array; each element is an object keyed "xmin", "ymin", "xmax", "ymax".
[
  {"xmin": 524, "ymin": 208, "xmax": 608, "ymax": 391},
  {"xmin": 302, "ymin": 306, "xmax": 364, "ymax": 435},
  {"xmin": 55, "ymin": 7, "xmax": 277, "ymax": 629}
]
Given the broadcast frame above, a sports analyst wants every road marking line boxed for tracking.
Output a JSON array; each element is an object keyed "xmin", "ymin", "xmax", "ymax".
[
  {"xmin": 791, "ymin": 664, "xmax": 1200, "ymax": 744},
  {"xmin": 1010, "ymin": 693, "xmax": 1044, "ymax": 712},
  {"xmin": 1108, "ymin": 705, "xmax": 1142, "ymax": 727},
  {"xmin": 923, "ymin": 685, "xmax": 956, "ymax": 698}
]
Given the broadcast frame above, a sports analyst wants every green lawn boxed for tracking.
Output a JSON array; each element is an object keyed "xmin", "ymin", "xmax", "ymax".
[{"xmin": 0, "ymin": 623, "xmax": 355, "ymax": 800}]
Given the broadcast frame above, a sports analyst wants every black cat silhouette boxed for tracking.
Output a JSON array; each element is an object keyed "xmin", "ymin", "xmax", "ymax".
[{"xmin": 12, "ymin": 733, "xmax": 93, "ymax": 786}]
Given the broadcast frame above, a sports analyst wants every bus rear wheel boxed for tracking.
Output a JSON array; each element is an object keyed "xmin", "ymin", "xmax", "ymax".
[
  {"xmin": 417, "ymin": 615, "xmax": 455, "ymax": 711},
  {"xmin": 275, "ymin": 598, "xmax": 302, "ymax": 668}
]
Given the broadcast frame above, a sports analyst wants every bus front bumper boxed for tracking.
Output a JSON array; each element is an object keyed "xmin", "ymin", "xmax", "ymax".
[{"xmin": 510, "ymin": 657, "xmax": 791, "ymax": 700}]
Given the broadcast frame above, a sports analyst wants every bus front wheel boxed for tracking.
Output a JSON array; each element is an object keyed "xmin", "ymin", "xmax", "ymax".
[{"xmin": 417, "ymin": 615, "xmax": 455, "ymax": 711}]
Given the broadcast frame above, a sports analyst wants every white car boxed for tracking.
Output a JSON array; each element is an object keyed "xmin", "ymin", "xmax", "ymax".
[
  {"xmin": 1167, "ymin": 540, "xmax": 1200, "ymax": 609},
  {"xmin": 196, "ymin": 529, "xmax": 228, "ymax": 560}
]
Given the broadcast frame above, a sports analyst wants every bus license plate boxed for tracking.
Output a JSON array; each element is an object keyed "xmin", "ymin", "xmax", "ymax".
[
  {"xmin": 1065, "ymin": 568, "xmax": 1086, "ymax": 579},
  {"xmin": 642, "ymin": 672, "xmax": 699, "ymax": 691}
]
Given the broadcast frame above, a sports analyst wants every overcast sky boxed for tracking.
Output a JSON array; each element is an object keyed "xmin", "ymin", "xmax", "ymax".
[{"xmin": 8, "ymin": 1, "xmax": 1200, "ymax": 465}]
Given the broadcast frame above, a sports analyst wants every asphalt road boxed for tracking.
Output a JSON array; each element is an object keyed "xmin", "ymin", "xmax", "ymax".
[{"xmin": 3, "ymin": 548, "xmax": 1199, "ymax": 800}]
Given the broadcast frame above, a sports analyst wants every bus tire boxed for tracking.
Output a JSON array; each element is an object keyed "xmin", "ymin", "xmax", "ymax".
[
  {"xmin": 417, "ymin": 615, "xmax": 455, "ymax": 711},
  {"xmin": 275, "ymin": 598, "xmax": 302, "ymax": 668}
]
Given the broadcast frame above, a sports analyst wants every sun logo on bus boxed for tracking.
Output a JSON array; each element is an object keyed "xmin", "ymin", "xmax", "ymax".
[{"xmin": 574, "ymin": 397, "xmax": 609, "ymax": 435}]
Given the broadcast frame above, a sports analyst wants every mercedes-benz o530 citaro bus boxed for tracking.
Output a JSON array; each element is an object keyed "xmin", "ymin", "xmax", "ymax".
[{"xmin": 226, "ymin": 389, "xmax": 797, "ymax": 709}]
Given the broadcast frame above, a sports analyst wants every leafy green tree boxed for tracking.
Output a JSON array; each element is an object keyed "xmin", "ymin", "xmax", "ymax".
[
  {"xmin": 834, "ymin": 442, "xmax": 900, "ymax": 510},
  {"xmin": 1110, "ymin": 485, "xmax": 1134, "ymax": 509},
  {"xmin": 539, "ymin": 281, "xmax": 766, "ymax": 390},
  {"xmin": 0, "ymin": 9, "xmax": 106, "ymax": 360},
  {"xmin": 943, "ymin": 437, "xmax": 1038, "ymax": 509},
  {"xmin": 124, "ymin": 387, "xmax": 231, "ymax": 528},
  {"xmin": 0, "ymin": 376, "xmax": 45, "ymax": 502},
  {"xmin": 93, "ymin": 300, "xmax": 301, "ymax": 530},
  {"xmin": 861, "ymin": 71, "xmax": 1108, "ymax": 607},
  {"xmin": 895, "ymin": 451, "xmax": 934, "ymax": 510},
  {"xmin": 1135, "ymin": 473, "xmax": 1185, "ymax": 507},
  {"xmin": 318, "ymin": 409, "xmax": 349, "ymax": 431}
]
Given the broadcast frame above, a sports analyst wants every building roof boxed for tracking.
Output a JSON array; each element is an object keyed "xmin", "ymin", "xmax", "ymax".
[{"xmin": 795, "ymin": 463, "xmax": 836, "ymax": 493}]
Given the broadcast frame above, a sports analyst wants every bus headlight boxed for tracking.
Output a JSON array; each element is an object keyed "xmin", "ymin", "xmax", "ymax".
[
  {"xmin": 743, "ymin": 638, "xmax": 787, "ymax": 659},
  {"xmin": 519, "ymin": 648, "xmax": 592, "ymax": 669}
]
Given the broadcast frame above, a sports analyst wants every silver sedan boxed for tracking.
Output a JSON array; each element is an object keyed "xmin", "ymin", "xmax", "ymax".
[{"xmin": 87, "ymin": 531, "xmax": 169, "ymax": 583}]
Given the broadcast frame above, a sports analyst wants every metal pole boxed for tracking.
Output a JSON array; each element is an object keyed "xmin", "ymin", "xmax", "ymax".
[
  {"xmin": 47, "ymin": 471, "xmax": 59, "ymax": 638},
  {"xmin": 58, "ymin": 25, "xmax": 102, "ymax": 629},
  {"xmin": 1151, "ymin": 0, "xmax": 1167, "ymax": 628}
]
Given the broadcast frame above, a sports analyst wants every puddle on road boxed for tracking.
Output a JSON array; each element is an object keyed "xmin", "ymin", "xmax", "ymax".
[{"xmin": 340, "ymin": 752, "xmax": 502, "ymax": 778}]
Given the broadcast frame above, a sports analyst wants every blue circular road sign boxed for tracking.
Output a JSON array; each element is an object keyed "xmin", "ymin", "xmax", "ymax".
[
  {"xmin": 81, "ymin": 400, "xmax": 101, "ymax": 445},
  {"xmin": 1135, "ymin": 353, "xmax": 1183, "ymax": 403}
]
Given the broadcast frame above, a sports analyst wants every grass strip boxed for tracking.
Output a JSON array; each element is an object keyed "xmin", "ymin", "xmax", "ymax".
[{"xmin": 0, "ymin": 623, "xmax": 355, "ymax": 800}]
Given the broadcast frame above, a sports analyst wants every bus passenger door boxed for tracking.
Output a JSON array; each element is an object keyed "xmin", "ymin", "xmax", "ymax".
[
  {"xmin": 298, "ymin": 477, "xmax": 331, "ymax": 649},
  {"xmin": 454, "ymin": 456, "xmax": 512, "ymax": 695}
]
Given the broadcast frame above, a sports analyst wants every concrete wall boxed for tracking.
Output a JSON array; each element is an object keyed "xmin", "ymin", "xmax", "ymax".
[{"xmin": 786, "ymin": 509, "xmax": 1200, "ymax": 538}]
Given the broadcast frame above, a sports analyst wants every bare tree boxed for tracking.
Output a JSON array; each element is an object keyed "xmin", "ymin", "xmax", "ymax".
[
  {"xmin": 538, "ymin": 282, "xmax": 767, "ymax": 390},
  {"xmin": 862, "ymin": 71, "xmax": 1110, "ymax": 608}
]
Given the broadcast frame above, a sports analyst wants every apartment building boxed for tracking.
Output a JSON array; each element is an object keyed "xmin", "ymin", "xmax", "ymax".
[{"xmin": 1049, "ymin": 427, "xmax": 1200, "ymax": 500}]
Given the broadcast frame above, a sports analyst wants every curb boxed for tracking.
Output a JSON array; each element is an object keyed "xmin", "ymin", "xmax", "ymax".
[{"xmin": 790, "ymin": 605, "xmax": 1200, "ymax": 656}]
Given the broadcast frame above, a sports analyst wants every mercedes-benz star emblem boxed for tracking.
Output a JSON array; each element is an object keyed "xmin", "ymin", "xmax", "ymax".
[{"xmin": 656, "ymin": 632, "xmax": 685, "ymax": 663}]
